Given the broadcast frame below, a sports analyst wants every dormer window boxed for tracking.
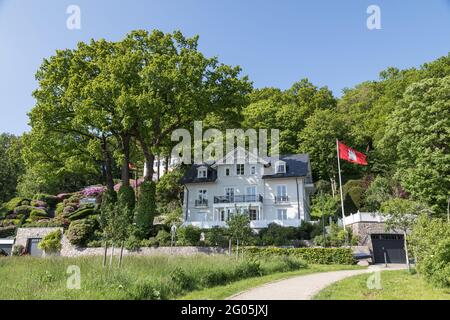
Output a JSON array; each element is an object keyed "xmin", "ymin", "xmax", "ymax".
[
  {"xmin": 198, "ymin": 167, "xmax": 207, "ymax": 178},
  {"xmin": 275, "ymin": 161, "xmax": 286, "ymax": 174}
]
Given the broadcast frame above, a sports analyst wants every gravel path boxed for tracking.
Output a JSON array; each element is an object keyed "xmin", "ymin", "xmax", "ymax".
[{"xmin": 228, "ymin": 265, "xmax": 406, "ymax": 300}]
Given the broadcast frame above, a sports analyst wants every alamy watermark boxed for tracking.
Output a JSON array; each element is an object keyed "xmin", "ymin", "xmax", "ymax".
[
  {"xmin": 171, "ymin": 121, "xmax": 280, "ymax": 165},
  {"xmin": 66, "ymin": 265, "xmax": 81, "ymax": 290},
  {"xmin": 367, "ymin": 5, "xmax": 381, "ymax": 30},
  {"xmin": 66, "ymin": 5, "xmax": 81, "ymax": 30}
]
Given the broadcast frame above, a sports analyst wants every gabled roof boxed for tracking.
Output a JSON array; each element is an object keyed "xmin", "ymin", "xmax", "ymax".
[
  {"xmin": 262, "ymin": 154, "xmax": 311, "ymax": 179},
  {"xmin": 180, "ymin": 163, "xmax": 217, "ymax": 184},
  {"xmin": 212, "ymin": 146, "xmax": 270, "ymax": 167}
]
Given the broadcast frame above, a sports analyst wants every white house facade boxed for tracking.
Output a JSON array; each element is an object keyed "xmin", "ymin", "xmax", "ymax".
[{"xmin": 181, "ymin": 148, "xmax": 314, "ymax": 230}]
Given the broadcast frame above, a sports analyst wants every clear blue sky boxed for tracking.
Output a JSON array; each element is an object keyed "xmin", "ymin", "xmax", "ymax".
[{"xmin": 1, "ymin": 0, "xmax": 450, "ymax": 135}]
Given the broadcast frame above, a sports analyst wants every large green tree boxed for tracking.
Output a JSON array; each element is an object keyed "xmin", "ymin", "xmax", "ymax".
[
  {"xmin": 382, "ymin": 77, "xmax": 450, "ymax": 214},
  {"xmin": 0, "ymin": 133, "xmax": 24, "ymax": 202}
]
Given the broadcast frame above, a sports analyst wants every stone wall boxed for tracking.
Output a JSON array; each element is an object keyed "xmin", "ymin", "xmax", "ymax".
[{"xmin": 15, "ymin": 227, "xmax": 63, "ymax": 248}]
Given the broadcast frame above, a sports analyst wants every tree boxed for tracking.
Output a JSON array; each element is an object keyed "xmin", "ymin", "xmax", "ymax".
[
  {"xmin": 382, "ymin": 77, "xmax": 450, "ymax": 214},
  {"xmin": 134, "ymin": 180, "xmax": 157, "ymax": 239},
  {"xmin": 227, "ymin": 213, "xmax": 254, "ymax": 257},
  {"xmin": 365, "ymin": 176, "xmax": 393, "ymax": 212},
  {"xmin": 380, "ymin": 198, "xmax": 431, "ymax": 270},
  {"xmin": 0, "ymin": 133, "xmax": 24, "ymax": 203}
]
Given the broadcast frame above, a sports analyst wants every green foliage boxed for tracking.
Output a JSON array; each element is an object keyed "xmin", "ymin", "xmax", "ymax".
[
  {"xmin": 409, "ymin": 215, "xmax": 450, "ymax": 288},
  {"xmin": 380, "ymin": 198, "xmax": 431, "ymax": 232},
  {"xmin": 11, "ymin": 245, "xmax": 25, "ymax": 256},
  {"xmin": 66, "ymin": 219, "xmax": 95, "ymax": 246},
  {"xmin": 29, "ymin": 209, "xmax": 49, "ymax": 220},
  {"xmin": 365, "ymin": 176, "xmax": 394, "ymax": 211},
  {"xmin": 342, "ymin": 180, "xmax": 367, "ymax": 214},
  {"xmin": 0, "ymin": 133, "xmax": 25, "ymax": 203},
  {"xmin": 204, "ymin": 227, "xmax": 229, "ymax": 247},
  {"xmin": 33, "ymin": 194, "xmax": 59, "ymax": 208},
  {"xmin": 68, "ymin": 208, "xmax": 96, "ymax": 221},
  {"xmin": 13, "ymin": 205, "xmax": 34, "ymax": 217},
  {"xmin": 311, "ymin": 192, "xmax": 338, "ymax": 219},
  {"xmin": 156, "ymin": 169, "xmax": 184, "ymax": 204},
  {"xmin": 258, "ymin": 223, "xmax": 296, "ymax": 246},
  {"xmin": 242, "ymin": 247, "xmax": 356, "ymax": 265},
  {"xmin": 38, "ymin": 230, "xmax": 62, "ymax": 253},
  {"xmin": 3, "ymin": 197, "xmax": 26, "ymax": 212},
  {"xmin": 382, "ymin": 76, "xmax": 450, "ymax": 213},
  {"xmin": 227, "ymin": 213, "xmax": 254, "ymax": 244},
  {"xmin": 134, "ymin": 180, "xmax": 157, "ymax": 239},
  {"xmin": 313, "ymin": 223, "xmax": 358, "ymax": 247},
  {"xmin": 0, "ymin": 225, "xmax": 16, "ymax": 238},
  {"xmin": 155, "ymin": 229, "xmax": 171, "ymax": 246},
  {"xmin": 177, "ymin": 225, "xmax": 201, "ymax": 246}
]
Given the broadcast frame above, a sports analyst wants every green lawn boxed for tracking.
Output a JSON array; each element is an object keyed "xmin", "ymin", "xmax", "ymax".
[
  {"xmin": 314, "ymin": 270, "xmax": 450, "ymax": 300},
  {"xmin": 180, "ymin": 264, "xmax": 365, "ymax": 300}
]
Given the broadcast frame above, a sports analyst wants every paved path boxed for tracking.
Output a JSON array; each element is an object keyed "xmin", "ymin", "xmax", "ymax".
[{"xmin": 229, "ymin": 265, "xmax": 406, "ymax": 300}]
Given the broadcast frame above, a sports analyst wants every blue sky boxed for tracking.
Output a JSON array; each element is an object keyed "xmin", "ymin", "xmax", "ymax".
[{"xmin": 1, "ymin": 0, "xmax": 450, "ymax": 135}]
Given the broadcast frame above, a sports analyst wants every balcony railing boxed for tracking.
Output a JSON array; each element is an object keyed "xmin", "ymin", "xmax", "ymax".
[
  {"xmin": 214, "ymin": 194, "xmax": 263, "ymax": 204},
  {"xmin": 275, "ymin": 195, "xmax": 289, "ymax": 203},
  {"xmin": 195, "ymin": 199, "xmax": 209, "ymax": 207}
]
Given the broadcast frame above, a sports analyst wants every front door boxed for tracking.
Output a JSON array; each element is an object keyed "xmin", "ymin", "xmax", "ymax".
[{"xmin": 27, "ymin": 238, "xmax": 43, "ymax": 257}]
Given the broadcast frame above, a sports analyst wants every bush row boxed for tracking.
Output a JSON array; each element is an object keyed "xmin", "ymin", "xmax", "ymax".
[{"xmin": 241, "ymin": 247, "xmax": 356, "ymax": 265}]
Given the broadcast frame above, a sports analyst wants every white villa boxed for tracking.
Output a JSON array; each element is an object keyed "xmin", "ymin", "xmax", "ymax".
[{"xmin": 181, "ymin": 147, "xmax": 314, "ymax": 230}]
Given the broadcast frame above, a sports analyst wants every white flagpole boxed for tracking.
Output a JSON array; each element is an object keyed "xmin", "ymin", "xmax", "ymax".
[{"xmin": 336, "ymin": 139, "xmax": 346, "ymax": 227}]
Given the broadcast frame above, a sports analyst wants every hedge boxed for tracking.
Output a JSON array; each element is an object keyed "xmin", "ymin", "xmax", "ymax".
[
  {"xmin": 68, "ymin": 208, "xmax": 96, "ymax": 221},
  {"xmin": 0, "ymin": 225, "xmax": 16, "ymax": 238},
  {"xmin": 241, "ymin": 247, "xmax": 356, "ymax": 265}
]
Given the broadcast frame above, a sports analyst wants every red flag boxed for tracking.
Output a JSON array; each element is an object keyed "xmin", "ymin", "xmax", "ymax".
[{"xmin": 338, "ymin": 141, "xmax": 368, "ymax": 166}]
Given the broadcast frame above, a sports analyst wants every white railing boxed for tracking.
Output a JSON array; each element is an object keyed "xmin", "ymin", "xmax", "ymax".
[
  {"xmin": 343, "ymin": 211, "xmax": 385, "ymax": 225},
  {"xmin": 184, "ymin": 219, "xmax": 302, "ymax": 229}
]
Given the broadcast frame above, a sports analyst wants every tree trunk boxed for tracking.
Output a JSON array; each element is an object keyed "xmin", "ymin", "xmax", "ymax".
[
  {"xmin": 102, "ymin": 241, "xmax": 108, "ymax": 268},
  {"xmin": 109, "ymin": 245, "xmax": 115, "ymax": 268},
  {"xmin": 120, "ymin": 134, "xmax": 131, "ymax": 187},
  {"xmin": 136, "ymin": 135, "xmax": 155, "ymax": 181},
  {"xmin": 157, "ymin": 157, "xmax": 161, "ymax": 181},
  {"xmin": 101, "ymin": 137, "xmax": 115, "ymax": 192},
  {"xmin": 118, "ymin": 242, "xmax": 124, "ymax": 268},
  {"xmin": 165, "ymin": 155, "xmax": 169, "ymax": 174}
]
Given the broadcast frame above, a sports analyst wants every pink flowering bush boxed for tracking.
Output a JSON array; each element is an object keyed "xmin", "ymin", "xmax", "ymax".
[{"xmin": 82, "ymin": 186, "xmax": 106, "ymax": 197}]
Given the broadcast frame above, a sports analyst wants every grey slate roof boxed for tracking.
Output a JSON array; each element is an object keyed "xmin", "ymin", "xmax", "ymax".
[
  {"xmin": 181, "ymin": 153, "xmax": 311, "ymax": 184},
  {"xmin": 262, "ymin": 154, "xmax": 310, "ymax": 179},
  {"xmin": 180, "ymin": 164, "xmax": 217, "ymax": 184}
]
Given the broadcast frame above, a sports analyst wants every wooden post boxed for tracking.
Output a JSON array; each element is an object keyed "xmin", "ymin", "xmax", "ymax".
[
  {"xmin": 404, "ymin": 231, "xmax": 411, "ymax": 271},
  {"xmin": 102, "ymin": 241, "xmax": 108, "ymax": 268},
  {"xmin": 118, "ymin": 242, "xmax": 124, "ymax": 268},
  {"xmin": 109, "ymin": 245, "xmax": 115, "ymax": 268}
]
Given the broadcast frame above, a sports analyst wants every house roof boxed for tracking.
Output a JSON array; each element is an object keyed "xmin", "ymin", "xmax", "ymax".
[
  {"xmin": 262, "ymin": 154, "xmax": 311, "ymax": 179},
  {"xmin": 180, "ymin": 163, "xmax": 218, "ymax": 184},
  {"xmin": 181, "ymin": 153, "xmax": 311, "ymax": 184}
]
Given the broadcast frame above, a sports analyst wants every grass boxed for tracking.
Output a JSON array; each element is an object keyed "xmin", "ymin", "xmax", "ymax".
[
  {"xmin": 0, "ymin": 254, "xmax": 314, "ymax": 300},
  {"xmin": 313, "ymin": 270, "xmax": 450, "ymax": 300},
  {"xmin": 180, "ymin": 264, "xmax": 365, "ymax": 300}
]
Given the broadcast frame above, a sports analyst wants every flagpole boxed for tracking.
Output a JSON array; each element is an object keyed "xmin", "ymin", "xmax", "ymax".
[{"xmin": 336, "ymin": 139, "xmax": 346, "ymax": 228}]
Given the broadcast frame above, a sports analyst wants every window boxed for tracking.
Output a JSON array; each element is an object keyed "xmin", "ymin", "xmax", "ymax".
[
  {"xmin": 277, "ymin": 209, "xmax": 288, "ymax": 220},
  {"xmin": 249, "ymin": 209, "xmax": 258, "ymax": 221},
  {"xmin": 197, "ymin": 167, "xmax": 207, "ymax": 178},
  {"xmin": 236, "ymin": 164, "xmax": 245, "ymax": 175},
  {"xmin": 276, "ymin": 185, "xmax": 288, "ymax": 202},
  {"xmin": 250, "ymin": 165, "xmax": 256, "ymax": 175},
  {"xmin": 225, "ymin": 187, "xmax": 235, "ymax": 202},
  {"xmin": 246, "ymin": 186, "xmax": 256, "ymax": 202},
  {"xmin": 225, "ymin": 168, "xmax": 230, "ymax": 176},
  {"xmin": 196, "ymin": 189, "xmax": 208, "ymax": 206},
  {"xmin": 275, "ymin": 161, "xmax": 286, "ymax": 174}
]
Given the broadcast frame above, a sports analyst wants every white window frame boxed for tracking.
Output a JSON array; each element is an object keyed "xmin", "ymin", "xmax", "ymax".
[
  {"xmin": 275, "ymin": 161, "xmax": 286, "ymax": 174},
  {"xmin": 236, "ymin": 164, "xmax": 245, "ymax": 176},
  {"xmin": 276, "ymin": 185, "xmax": 287, "ymax": 197},
  {"xmin": 198, "ymin": 189, "xmax": 208, "ymax": 201},
  {"xmin": 277, "ymin": 209, "xmax": 288, "ymax": 220},
  {"xmin": 250, "ymin": 165, "xmax": 256, "ymax": 175},
  {"xmin": 225, "ymin": 187, "xmax": 235, "ymax": 202},
  {"xmin": 197, "ymin": 167, "xmax": 207, "ymax": 178}
]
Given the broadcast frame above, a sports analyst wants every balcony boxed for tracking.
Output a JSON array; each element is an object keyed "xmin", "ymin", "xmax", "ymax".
[
  {"xmin": 214, "ymin": 194, "xmax": 263, "ymax": 204},
  {"xmin": 195, "ymin": 199, "xmax": 209, "ymax": 207},
  {"xmin": 274, "ymin": 195, "xmax": 289, "ymax": 203}
]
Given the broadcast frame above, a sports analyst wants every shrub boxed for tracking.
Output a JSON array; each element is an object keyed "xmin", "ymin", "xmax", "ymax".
[
  {"xmin": 0, "ymin": 225, "xmax": 16, "ymax": 238},
  {"xmin": 33, "ymin": 194, "xmax": 59, "ymax": 208},
  {"xmin": 205, "ymin": 227, "xmax": 229, "ymax": 247},
  {"xmin": 155, "ymin": 229, "xmax": 171, "ymax": 246},
  {"xmin": 31, "ymin": 200, "xmax": 47, "ymax": 208},
  {"xmin": 134, "ymin": 180, "xmax": 157, "ymax": 239},
  {"xmin": 29, "ymin": 209, "xmax": 49, "ymax": 220},
  {"xmin": 125, "ymin": 234, "xmax": 143, "ymax": 251},
  {"xmin": 420, "ymin": 239, "xmax": 450, "ymax": 288},
  {"xmin": 259, "ymin": 223, "xmax": 296, "ymax": 246},
  {"xmin": 242, "ymin": 247, "xmax": 356, "ymax": 265},
  {"xmin": 12, "ymin": 244, "xmax": 25, "ymax": 256},
  {"xmin": 177, "ymin": 225, "xmax": 201, "ymax": 246},
  {"xmin": 82, "ymin": 185, "xmax": 106, "ymax": 198},
  {"xmin": 13, "ymin": 205, "xmax": 34, "ymax": 217},
  {"xmin": 66, "ymin": 219, "xmax": 95, "ymax": 246},
  {"xmin": 38, "ymin": 230, "xmax": 62, "ymax": 253},
  {"xmin": 4, "ymin": 197, "xmax": 27, "ymax": 211},
  {"xmin": 118, "ymin": 185, "xmax": 136, "ymax": 212},
  {"xmin": 68, "ymin": 208, "xmax": 96, "ymax": 221}
]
